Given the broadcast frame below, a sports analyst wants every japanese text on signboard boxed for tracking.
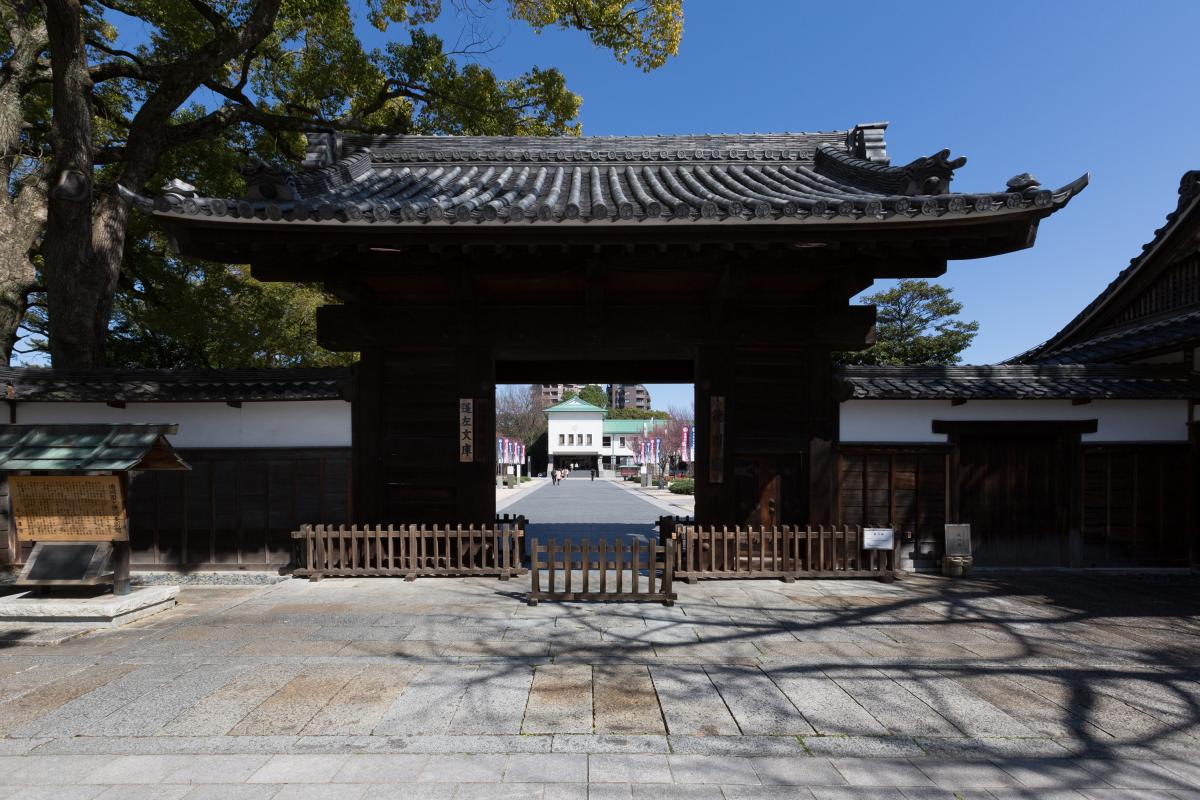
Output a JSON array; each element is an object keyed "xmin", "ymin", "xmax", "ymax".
[
  {"xmin": 459, "ymin": 398, "xmax": 475, "ymax": 462},
  {"xmin": 10, "ymin": 476, "xmax": 128, "ymax": 542}
]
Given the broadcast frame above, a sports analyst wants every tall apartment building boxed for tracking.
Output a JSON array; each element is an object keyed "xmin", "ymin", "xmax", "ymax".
[
  {"xmin": 532, "ymin": 384, "xmax": 586, "ymax": 405},
  {"xmin": 606, "ymin": 384, "xmax": 652, "ymax": 410}
]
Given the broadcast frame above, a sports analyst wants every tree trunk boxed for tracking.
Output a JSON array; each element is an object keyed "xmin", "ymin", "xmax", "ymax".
[
  {"xmin": 0, "ymin": 2, "xmax": 47, "ymax": 364},
  {"xmin": 42, "ymin": 0, "xmax": 100, "ymax": 367},
  {"xmin": 0, "ymin": 174, "xmax": 44, "ymax": 363}
]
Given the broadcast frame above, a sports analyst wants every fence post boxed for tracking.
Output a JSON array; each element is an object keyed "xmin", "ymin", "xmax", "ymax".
[
  {"xmin": 661, "ymin": 538, "xmax": 675, "ymax": 606},
  {"xmin": 528, "ymin": 537, "xmax": 540, "ymax": 605}
]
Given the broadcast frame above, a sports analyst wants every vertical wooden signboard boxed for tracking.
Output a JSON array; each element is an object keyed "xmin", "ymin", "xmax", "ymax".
[
  {"xmin": 709, "ymin": 396, "xmax": 726, "ymax": 484},
  {"xmin": 459, "ymin": 398, "xmax": 476, "ymax": 462}
]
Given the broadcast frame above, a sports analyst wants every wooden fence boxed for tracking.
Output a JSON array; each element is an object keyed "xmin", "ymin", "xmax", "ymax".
[
  {"xmin": 671, "ymin": 525, "xmax": 896, "ymax": 582},
  {"xmin": 292, "ymin": 524, "xmax": 525, "ymax": 581},
  {"xmin": 527, "ymin": 537, "xmax": 676, "ymax": 606},
  {"xmin": 656, "ymin": 514, "xmax": 694, "ymax": 544}
]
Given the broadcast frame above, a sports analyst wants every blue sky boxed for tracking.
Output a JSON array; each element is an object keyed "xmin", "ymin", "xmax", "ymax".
[{"xmin": 433, "ymin": 1, "xmax": 1198, "ymax": 410}]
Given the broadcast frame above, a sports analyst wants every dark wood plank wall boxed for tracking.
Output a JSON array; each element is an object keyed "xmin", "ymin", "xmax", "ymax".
[
  {"xmin": 2, "ymin": 440, "xmax": 1190, "ymax": 570},
  {"xmin": 836, "ymin": 442, "xmax": 1190, "ymax": 567},
  {"xmin": 837, "ymin": 447, "xmax": 948, "ymax": 562},
  {"xmin": 1082, "ymin": 444, "xmax": 1190, "ymax": 566},
  {"xmin": 355, "ymin": 348, "xmax": 495, "ymax": 526},
  {"xmin": 695, "ymin": 345, "xmax": 821, "ymax": 526},
  {"xmin": 126, "ymin": 447, "xmax": 352, "ymax": 570},
  {"xmin": 955, "ymin": 434, "xmax": 1069, "ymax": 566}
]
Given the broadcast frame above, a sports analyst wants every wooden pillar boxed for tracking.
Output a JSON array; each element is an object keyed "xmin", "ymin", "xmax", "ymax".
[
  {"xmin": 696, "ymin": 345, "xmax": 819, "ymax": 526},
  {"xmin": 694, "ymin": 344, "xmax": 733, "ymax": 525},
  {"xmin": 1189, "ymin": 415, "xmax": 1199, "ymax": 570},
  {"xmin": 354, "ymin": 346, "xmax": 496, "ymax": 525},
  {"xmin": 113, "ymin": 472, "xmax": 131, "ymax": 595},
  {"xmin": 807, "ymin": 347, "xmax": 837, "ymax": 525},
  {"xmin": 351, "ymin": 351, "xmax": 384, "ymax": 523},
  {"xmin": 1065, "ymin": 432, "xmax": 1085, "ymax": 568},
  {"xmin": 456, "ymin": 346, "xmax": 495, "ymax": 525}
]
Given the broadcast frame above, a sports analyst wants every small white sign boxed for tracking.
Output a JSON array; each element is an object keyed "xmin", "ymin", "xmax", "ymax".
[
  {"xmin": 863, "ymin": 527, "xmax": 894, "ymax": 550},
  {"xmin": 505, "ymin": 466, "xmax": 514, "ymax": 475}
]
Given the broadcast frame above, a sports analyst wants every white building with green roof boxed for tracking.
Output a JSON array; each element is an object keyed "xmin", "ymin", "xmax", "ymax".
[{"xmin": 545, "ymin": 397, "xmax": 668, "ymax": 475}]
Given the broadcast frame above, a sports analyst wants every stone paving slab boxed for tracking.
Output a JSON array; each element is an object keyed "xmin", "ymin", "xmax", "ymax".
[{"xmin": 0, "ymin": 547, "xmax": 1198, "ymax": 798}]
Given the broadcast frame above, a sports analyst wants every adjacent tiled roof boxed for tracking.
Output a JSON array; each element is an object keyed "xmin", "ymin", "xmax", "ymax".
[
  {"xmin": 1, "ymin": 367, "xmax": 351, "ymax": 403},
  {"xmin": 129, "ymin": 122, "xmax": 1087, "ymax": 228},
  {"xmin": 1027, "ymin": 308, "xmax": 1200, "ymax": 365},
  {"xmin": 602, "ymin": 419, "xmax": 668, "ymax": 435},
  {"xmin": 837, "ymin": 365, "xmax": 1200, "ymax": 400},
  {"xmin": 1016, "ymin": 170, "xmax": 1200, "ymax": 363},
  {"xmin": 544, "ymin": 396, "xmax": 606, "ymax": 413},
  {"xmin": 0, "ymin": 425, "xmax": 189, "ymax": 471}
]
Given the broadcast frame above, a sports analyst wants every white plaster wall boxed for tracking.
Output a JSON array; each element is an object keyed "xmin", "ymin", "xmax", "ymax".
[
  {"xmin": 12, "ymin": 401, "xmax": 352, "ymax": 448},
  {"xmin": 547, "ymin": 413, "xmax": 604, "ymax": 455},
  {"xmin": 839, "ymin": 399, "xmax": 1189, "ymax": 443}
]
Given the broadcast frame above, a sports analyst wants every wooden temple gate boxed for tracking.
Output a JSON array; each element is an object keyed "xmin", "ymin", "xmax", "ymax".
[{"xmin": 146, "ymin": 123, "xmax": 1083, "ymax": 545}]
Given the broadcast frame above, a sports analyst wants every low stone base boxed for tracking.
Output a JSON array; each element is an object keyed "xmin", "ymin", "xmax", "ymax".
[{"xmin": 0, "ymin": 586, "xmax": 179, "ymax": 628}]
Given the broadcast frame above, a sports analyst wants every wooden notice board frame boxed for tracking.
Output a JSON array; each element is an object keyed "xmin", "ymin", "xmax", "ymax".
[{"xmin": 10, "ymin": 475, "xmax": 129, "ymax": 543}]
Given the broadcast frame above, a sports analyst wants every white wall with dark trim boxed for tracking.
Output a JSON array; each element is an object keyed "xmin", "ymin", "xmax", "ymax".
[
  {"xmin": 11, "ymin": 401, "xmax": 352, "ymax": 448},
  {"xmin": 839, "ymin": 399, "xmax": 1190, "ymax": 444}
]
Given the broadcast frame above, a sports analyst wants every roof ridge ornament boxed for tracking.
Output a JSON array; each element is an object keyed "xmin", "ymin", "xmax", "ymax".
[
  {"xmin": 901, "ymin": 149, "xmax": 967, "ymax": 195},
  {"xmin": 814, "ymin": 144, "xmax": 966, "ymax": 196},
  {"xmin": 1178, "ymin": 169, "xmax": 1200, "ymax": 206},
  {"xmin": 239, "ymin": 157, "xmax": 297, "ymax": 202},
  {"xmin": 1006, "ymin": 173, "xmax": 1040, "ymax": 191},
  {"xmin": 847, "ymin": 122, "xmax": 889, "ymax": 164},
  {"xmin": 162, "ymin": 178, "xmax": 198, "ymax": 198}
]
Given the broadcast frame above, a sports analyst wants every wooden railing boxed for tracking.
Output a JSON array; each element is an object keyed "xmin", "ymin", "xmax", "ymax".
[
  {"xmin": 495, "ymin": 514, "xmax": 529, "ymax": 557},
  {"xmin": 527, "ymin": 537, "xmax": 676, "ymax": 606},
  {"xmin": 292, "ymin": 524, "xmax": 526, "ymax": 581},
  {"xmin": 671, "ymin": 525, "xmax": 896, "ymax": 582}
]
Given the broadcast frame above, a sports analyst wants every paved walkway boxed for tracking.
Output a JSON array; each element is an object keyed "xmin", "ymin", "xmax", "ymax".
[
  {"xmin": 609, "ymin": 479, "xmax": 695, "ymax": 517},
  {"xmin": 504, "ymin": 474, "xmax": 667, "ymax": 546},
  {"xmin": 0, "ymin": 573, "xmax": 1198, "ymax": 797}
]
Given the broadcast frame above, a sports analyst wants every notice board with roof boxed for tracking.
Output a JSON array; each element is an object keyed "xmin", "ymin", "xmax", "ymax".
[{"xmin": 0, "ymin": 424, "xmax": 189, "ymax": 592}]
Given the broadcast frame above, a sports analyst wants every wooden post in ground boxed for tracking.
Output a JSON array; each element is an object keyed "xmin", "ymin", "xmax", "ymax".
[{"xmin": 113, "ymin": 473, "xmax": 131, "ymax": 596}]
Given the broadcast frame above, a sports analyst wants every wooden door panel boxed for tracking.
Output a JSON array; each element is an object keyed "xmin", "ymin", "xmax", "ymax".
[{"xmin": 958, "ymin": 435, "xmax": 1067, "ymax": 566}]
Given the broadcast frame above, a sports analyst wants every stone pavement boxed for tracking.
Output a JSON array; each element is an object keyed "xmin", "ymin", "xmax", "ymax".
[
  {"xmin": 609, "ymin": 478, "xmax": 696, "ymax": 517},
  {"xmin": 504, "ymin": 473, "xmax": 667, "ymax": 546},
  {"xmin": 0, "ymin": 571, "xmax": 1198, "ymax": 798},
  {"xmin": 497, "ymin": 476, "xmax": 551, "ymax": 513}
]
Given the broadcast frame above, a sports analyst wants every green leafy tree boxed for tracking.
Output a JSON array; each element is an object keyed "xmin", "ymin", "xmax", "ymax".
[
  {"xmin": 14, "ymin": 0, "xmax": 684, "ymax": 367},
  {"xmin": 577, "ymin": 383, "xmax": 609, "ymax": 408},
  {"xmin": 840, "ymin": 280, "xmax": 979, "ymax": 365},
  {"xmin": 608, "ymin": 407, "xmax": 669, "ymax": 420}
]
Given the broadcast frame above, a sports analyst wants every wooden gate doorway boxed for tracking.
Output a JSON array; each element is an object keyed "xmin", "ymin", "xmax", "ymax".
[
  {"xmin": 146, "ymin": 127, "xmax": 1084, "ymax": 533},
  {"xmin": 942, "ymin": 420, "xmax": 1095, "ymax": 567}
]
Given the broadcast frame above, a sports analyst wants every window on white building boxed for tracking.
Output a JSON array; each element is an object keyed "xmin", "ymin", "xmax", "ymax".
[
  {"xmin": 568, "ymin": 434, "xmax": 574, "ymax": 445},
  {"xmin": 586, "ymin": 434, "xmax": 593, "ymax": 445},
  {"xmin": 603, "ymin": 436, "xmax": 611, "ymax": 447},
  {"xmin": 558, "ymin": 434, "xmax": 564, "ymax": 445},
  {"xmin": 619, "ymin": 437, "xmax": 626, "ymax": 447}
]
